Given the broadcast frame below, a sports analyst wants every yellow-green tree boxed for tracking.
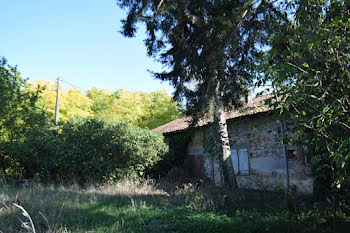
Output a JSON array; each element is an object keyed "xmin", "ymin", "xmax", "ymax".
[
  {"xmin": 99, "ymin": 89, "xmax": 181, "ymax": 129},
  {"xmin": 86, "ymin": 88, "xmax": 117, "ymax": 121},
  {"xmin": 33, "ymin": 80, "xmax": 92, "ymax": 122},
  {"xmin": 139, "ymin": 91, "xmax": 181, "ymax": 129},
  {"xmin": 109, "ymin": 90, "xmax": 146, "ymax": 125},
  {"xmin": 30, "ymin": 81, "xmax": 180, "ymax": 128},
  {"xmin": 86, "ymin": 89, "xmax": 181, "ymax": 129}
]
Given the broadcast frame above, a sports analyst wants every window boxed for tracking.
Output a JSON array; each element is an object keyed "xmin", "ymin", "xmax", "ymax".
[{"xmin": 231, "ymin": 149, "xmax": 249, "ymax": 175}]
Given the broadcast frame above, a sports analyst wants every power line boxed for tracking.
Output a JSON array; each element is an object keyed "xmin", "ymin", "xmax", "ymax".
[
  {"xmin": 28, "ymin": 79, "xmax": 89, "ymax": 92},
  {"xmin": 61, "ymin": 79, "xmax": 87, "ymax": 92}
]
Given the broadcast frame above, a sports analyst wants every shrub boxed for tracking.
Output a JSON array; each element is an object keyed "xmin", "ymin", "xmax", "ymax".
[
  {"xmin": 7, "ymin": 117, "xmax": 168, "ymax": 184},
  {"xmin": 0, "ymin": 57, "xmax": 50, "ymax": 179}
]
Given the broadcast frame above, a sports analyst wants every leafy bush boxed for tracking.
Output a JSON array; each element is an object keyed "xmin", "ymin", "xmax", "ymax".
[
  {"xmin": 7, "ymin": 117, "xmax": 168, "ymax": 184},
  {"xmin": 0, "ymin": 57, "xmax": 50, "ymax": 179}
]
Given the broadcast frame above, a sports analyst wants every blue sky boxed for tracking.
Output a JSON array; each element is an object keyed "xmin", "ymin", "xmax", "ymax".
[{"xmin": 0, "ymin": 0, "xmax": 173, "ymax": 93}]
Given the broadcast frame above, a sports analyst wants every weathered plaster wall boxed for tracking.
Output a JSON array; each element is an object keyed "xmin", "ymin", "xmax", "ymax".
[
  {"xmin": 185, "ymin": 112, "xmax": 313, "ymax": 194},
  {"xmin": 187, "ymin": 129, "xmax": 205, "ymax": 156}
]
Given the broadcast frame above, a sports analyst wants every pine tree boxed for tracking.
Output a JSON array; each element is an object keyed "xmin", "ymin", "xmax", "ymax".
[{"xmin": 118, "ymin": 0, "xmax": 278, "ymax": 187}]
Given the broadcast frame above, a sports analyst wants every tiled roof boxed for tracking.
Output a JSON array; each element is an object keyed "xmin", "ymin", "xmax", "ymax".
[{"xmin": 152, "ymin": 94, "xmax": 273, "ymax": 134}]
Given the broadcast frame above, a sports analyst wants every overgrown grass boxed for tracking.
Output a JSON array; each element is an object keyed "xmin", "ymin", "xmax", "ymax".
[{"xmin": 0, "ymin": 180, "xmax": 349, "ymax": 233}]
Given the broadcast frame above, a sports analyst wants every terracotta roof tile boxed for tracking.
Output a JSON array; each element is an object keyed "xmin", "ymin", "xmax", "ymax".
[{"xmin": 152, "ymin": 94, "xmax": 273, "ymax": 134}]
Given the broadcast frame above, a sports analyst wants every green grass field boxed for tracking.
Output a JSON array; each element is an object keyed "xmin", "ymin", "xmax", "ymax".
[{"xmin": 0, "ymin": 180, "xmax": 348, "ymax": 233}]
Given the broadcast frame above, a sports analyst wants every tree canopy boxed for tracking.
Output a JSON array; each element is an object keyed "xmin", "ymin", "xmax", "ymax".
[
  {"xmin": 33, "ymin": 80, "xmax": 93, "ymax": 122},
  {"xmin": 118, "ymin": 0, "xmax": 276, "ymax": 111},
  {"xmin": 265, "ymin": 0, "xmax": 350, "ymax": 196},
  {"xmin": 110, "ymin": 90, "xmax": 181, "ymax": 129},
  {"xmin": 31, "ymin": 82, "xmax": 181, "ymax": 129},
  {"xmin": 0, "ymin": 58, "xmax": 49, "ymax": 178},
  {"xmin": 0, "ymin": 58, "xmax": 47, "ymax": 143}
]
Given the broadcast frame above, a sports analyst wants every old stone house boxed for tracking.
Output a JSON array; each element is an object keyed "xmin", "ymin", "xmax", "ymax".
[{"xmin": 153, "ymin": 95, "xmax": 313, "ymax": 194}]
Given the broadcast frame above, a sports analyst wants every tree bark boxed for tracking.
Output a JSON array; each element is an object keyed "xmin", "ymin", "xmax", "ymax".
[{"xmin": 214, "ymin": 79, "xmax": 238, "ymax": 189}]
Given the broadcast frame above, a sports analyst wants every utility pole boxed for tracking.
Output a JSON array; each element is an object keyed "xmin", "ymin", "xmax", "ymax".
[{"xmin": 54, "ymin": 77, "xmax": 60, "ymax": 126}]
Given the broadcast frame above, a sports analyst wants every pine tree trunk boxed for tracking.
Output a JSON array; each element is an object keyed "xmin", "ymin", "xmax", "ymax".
[{"xmin": 214, "ymin": 80, "xmax": 238, "ymax": 189}]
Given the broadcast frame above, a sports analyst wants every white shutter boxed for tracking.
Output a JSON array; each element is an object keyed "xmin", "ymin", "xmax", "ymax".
[
  {"xmin": 238, "ymin": 148, "xmax": 249, "ymax": 175},
  {"xmin": 231, "ymin": 149, "xmax": 239, "ymax": 174}
]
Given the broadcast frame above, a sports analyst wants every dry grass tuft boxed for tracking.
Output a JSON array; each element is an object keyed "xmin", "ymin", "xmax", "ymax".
[{"xmin": 86, "ymin": 179, "xmax": 169, "ymax": 197}]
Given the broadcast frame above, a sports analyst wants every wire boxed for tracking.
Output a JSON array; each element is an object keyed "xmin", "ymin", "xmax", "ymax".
[{"xmin": 61, "ymin": 80, "xmax": 87, "ymax": 92}]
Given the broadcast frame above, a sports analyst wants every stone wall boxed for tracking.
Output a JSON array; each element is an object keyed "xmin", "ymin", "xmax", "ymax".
[{"xmin": 184, "ymin": 112, "xmax": 313, "ymax": 194}]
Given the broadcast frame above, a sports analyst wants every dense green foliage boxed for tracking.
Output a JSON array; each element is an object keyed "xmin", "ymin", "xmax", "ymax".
[
  {"xmin": 0, "ymin": 58, "xmax": 47, "ymax": 143},
  {"xmin": 265, "ymin": 0, "xmax": 350, "ymax": 197},
  {"xmin": 0, "ymin": 58, "xmax": 49, "ymax": 178},
  {"xmin": 7, "ymin": 118, "xmax": 168, "ymax": 184},
  {"xmin": 0, "ymin": 60, "xmax": 169, "ymax": 183}
]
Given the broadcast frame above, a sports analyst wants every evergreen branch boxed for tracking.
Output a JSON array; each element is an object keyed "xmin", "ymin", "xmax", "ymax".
[{"xmin": 178, "ymin": 0, "xmax": 203, "ymax": 26}]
